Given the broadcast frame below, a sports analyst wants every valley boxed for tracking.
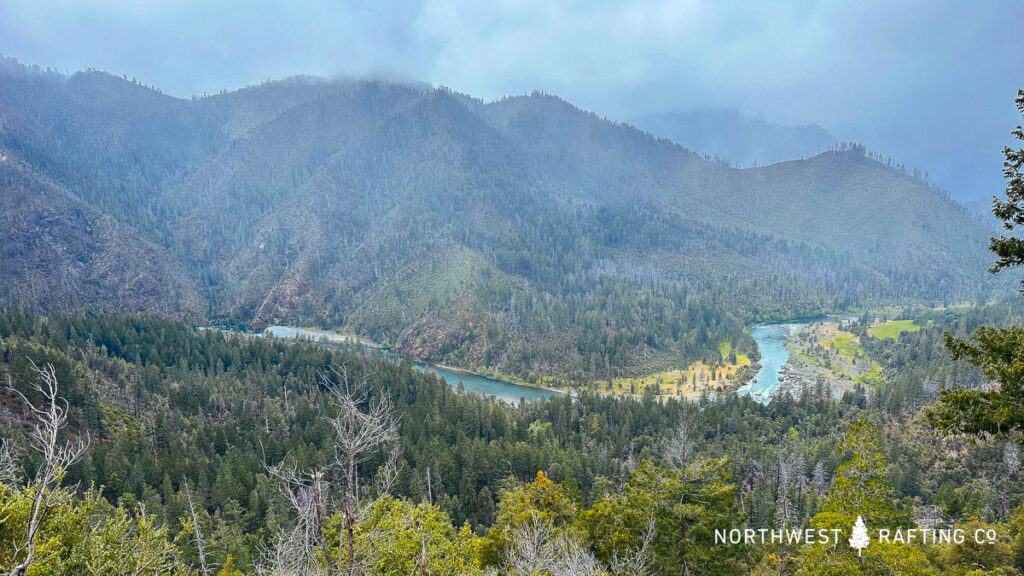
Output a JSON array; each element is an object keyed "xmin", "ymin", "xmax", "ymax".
[
  {"xmin": 0, "ymin": 57, "xmax": 1002, "ymax": 386},
  {"xmin": 1, "ymin": 302, "xmax": 1019, "ymax": 575},
  {"xmin": 262, "ymin": 315, "xmax": 888, "ymax": 405},
  {"xmin": 259, "ymin": 324, "xmax": 560, "ymax": 403},
  {"xmin": 764, "ymin": 319, "xmax": 878, "ymax": 400}
]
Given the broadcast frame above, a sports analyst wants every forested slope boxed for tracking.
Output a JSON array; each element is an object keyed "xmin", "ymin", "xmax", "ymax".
[{"xmin": 0, "ymin": 159, "xmax": 203, "ymax": 317}]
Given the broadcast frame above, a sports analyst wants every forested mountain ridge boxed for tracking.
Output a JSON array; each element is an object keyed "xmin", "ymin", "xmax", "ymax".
[{"xmin": 0, "ymin": 57, "xmax": 997, "ymax": 381}]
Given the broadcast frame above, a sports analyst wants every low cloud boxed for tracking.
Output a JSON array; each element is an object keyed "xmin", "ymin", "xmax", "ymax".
[{"xmin": 1, "ymin": 0, "xmax": 1021, "ymax": 200}]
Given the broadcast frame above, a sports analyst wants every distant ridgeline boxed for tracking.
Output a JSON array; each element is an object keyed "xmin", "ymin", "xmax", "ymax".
[
  {"xmin": 0, "ymin": 56, "xmax": 1000, "ymax": 382},
  {"xmin": 631, "ymin": 108, "xmax": 839, "ymax": 167}
]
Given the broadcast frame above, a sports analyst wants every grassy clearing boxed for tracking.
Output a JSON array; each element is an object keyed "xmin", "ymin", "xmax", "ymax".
[
  {"xmin": 826, "ymin": 332, "xmax": 863, "ymax": 359},
  {"xmin": 857, "ymin": 363, "xmax": 884, "ymax": 386},
  {"xmin": 587, "ymin": 355, "xmax": 752, "ymax": 398},
  {"xmin": 794, "ymin": 349, "xmax": 826, "ymax": 368},
  {"xmin": 718, "ymin": 341, "xmax": 748, "ymax": 364},
  {"xmin": 868, "ymin": 320, "xmax": 922, "ymax": 341}
]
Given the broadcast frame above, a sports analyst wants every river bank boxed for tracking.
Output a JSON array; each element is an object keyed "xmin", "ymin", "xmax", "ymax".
[
  {"xmin": 223, "ymin": 317, "xmax": 872, "ymax": 406},
  {"xmin": 738, "ymin": 316, "xmax": 870, "ymax": 403},
  {"xmin": 256, "ymin": 326, "xmax": 561, "ymax": 403}
]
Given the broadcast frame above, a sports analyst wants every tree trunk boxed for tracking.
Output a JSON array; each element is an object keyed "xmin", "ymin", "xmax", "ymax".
[{"xmin": 344, "ymin": 455, "xmax": 356, "ymax": 576}]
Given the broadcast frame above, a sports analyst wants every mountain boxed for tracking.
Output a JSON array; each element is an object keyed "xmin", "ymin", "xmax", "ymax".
[
  {"xmin": 0, "ymin": 57, "xmax": 997, "ymax": 381},
  {"xmin": 631, "ymin": 109, "xmax": 837, "ymax": 166},
  {"xmin": 0, "ymin": 158, "xmax": 203, "ymax": 318}
]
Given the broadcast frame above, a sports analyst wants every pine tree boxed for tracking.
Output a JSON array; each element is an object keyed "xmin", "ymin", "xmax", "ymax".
[
  {"xmin": 991, "ymin": 89, "xmax": 1024, "ymax": 283},
  {"xmin": 795, "ymin": 422, "xmax": 929, "ymax": 575},
  {"xmin": 817, "ymin": 421, "xmax": 904, "ymax": 529}
]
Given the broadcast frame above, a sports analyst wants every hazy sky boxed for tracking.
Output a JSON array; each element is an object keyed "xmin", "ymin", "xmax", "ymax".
[{"xmin": 2, "ymin": 0, "xmax": 1022, "ymax": 202}]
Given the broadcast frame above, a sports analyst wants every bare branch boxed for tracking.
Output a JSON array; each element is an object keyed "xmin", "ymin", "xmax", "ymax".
[
  {"xmin": 261, "ymin": 363, "xmax": 401, "ymax": 576},
  {"xmin": 663, "ymin": 415, "xmax": 692, "ymax": 470},
  {"xmin": 504, "ymin": 518, "xmax": 557, "ymax": 576},
  {"xmin": 610, "ymin": 518, "xmax": 656, "ymax": 576},
  {"xmin": 322, "ymin": 363, "xmax": 400, "ymax": 576},
  {"xmin": 0, "ymin": 438, "xmax": 18, "ymax": 486},
  {"xmin": 551, "ymin": 534, "xmax": 604, "ymax": 576},
  {"xmin": 183, "ymin": 478, "xmax": 212, "ymax": 576},
  {"xmin": 264, "ymin": 458, "xmax": 333, "ymax": 575},
  {"xmin": 7, "ymin": 361, "xmax": 90, "ymax": 576}
]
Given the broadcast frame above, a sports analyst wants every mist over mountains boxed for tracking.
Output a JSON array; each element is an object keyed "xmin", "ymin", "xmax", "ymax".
[
  {"xmin": 0, "ymin": 57, "xmax": 997, "ymax": 380},
  {"xmin": 631, "ymin": 109, "xmax": 837, "ymax": 167}
]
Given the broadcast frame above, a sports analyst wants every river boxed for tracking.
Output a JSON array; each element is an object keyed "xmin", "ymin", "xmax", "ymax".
[
  {"xmin": 250, "ymin": 318, "xmax": 858, "ymax": 405},
  {"xmin": 263, "ymin": 326, "xmax": 559, "ymax": 404},
  {"xmin": 736, "ymin": 316, "xmax": 856, "ymax": 404}
]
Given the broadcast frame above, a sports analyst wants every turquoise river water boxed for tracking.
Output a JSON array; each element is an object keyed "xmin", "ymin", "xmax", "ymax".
[
  {"xmin": 264, "ymin": 317, "xmax": 853, "ymax": 405},
  {"xmin": 264, "ymin": 326, "xmax": 558, "ymax": 404},
  {"xmin": 737, "ymin": 316, "xmax": 856, "ymax": 403}
]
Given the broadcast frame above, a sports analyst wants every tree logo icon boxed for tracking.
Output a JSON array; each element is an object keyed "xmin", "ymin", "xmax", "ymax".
[{"xmin": 849, "ymin": 516, "xmax": 870, "ymax": 556}]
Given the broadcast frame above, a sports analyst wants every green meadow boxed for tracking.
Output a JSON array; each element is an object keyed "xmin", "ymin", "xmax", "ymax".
[{"xmin": 868, "ymin": 319, "xmax": 922, "ymax": 340}]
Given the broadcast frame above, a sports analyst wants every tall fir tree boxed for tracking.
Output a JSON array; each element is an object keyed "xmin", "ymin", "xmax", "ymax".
[{"xmin": 928, "ymin": 89, "xmax": 1024, "ymax": 437}]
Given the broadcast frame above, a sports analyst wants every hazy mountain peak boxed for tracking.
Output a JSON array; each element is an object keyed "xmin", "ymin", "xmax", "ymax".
[{"xmin": 632, "ymin": 108, "xmax": 837, "ymax": 167}]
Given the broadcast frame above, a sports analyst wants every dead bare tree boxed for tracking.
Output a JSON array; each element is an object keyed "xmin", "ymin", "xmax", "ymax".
[
  {"xmin": 551, "ymin": 534, "xmax": 604, "ymax": 576},
  {"xmin": 260, "ymin": 363, "xmax": 398, "ymax": 576},
  {"xmin": 610, "ymin": 519, "xmax": 656, "ymax": 576},
  {"xmin": 183, "ymin": 478, "xmax": 212, "ymax": 576},
  {"xmin": 504, "ymin": 518, "xmax": 557, "ymax": 576},
  {"xmin": 0, "ymin": 438, "xmax": 18, "ymax": 486},
  {"xmin": 7, "ymin": 361, "xmax": 89, "ymax": 576},
  {"xmin": 663, "ymin": 415, "xmax": 692, "ymax": 470},
  {"xmin": 262, "ymin": 460, "xmax": 332, "ymax": 576},
  {"xmin": 325, "ymin": 364, "xmax": 399, "ymax": 576},
  {"xmin": 505, "ymin": 517, "xmax": 609, "ymax": 576}
]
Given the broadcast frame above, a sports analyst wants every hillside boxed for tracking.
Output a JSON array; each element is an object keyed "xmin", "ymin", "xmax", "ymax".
[
  {"xmin": 0, "ymin": 158, "xmax": 203, "ymax": 317},
  {"xmin": 0, "ymin": 58, "xmax": 998, "ymax": 381}
]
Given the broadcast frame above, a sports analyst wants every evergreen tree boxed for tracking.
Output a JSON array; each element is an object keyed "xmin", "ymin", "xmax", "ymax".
[
  {"xmin": 991, "ymin": 90, "xmax": 1024, "ymax": 284},
  {"xmin": 796, "ymin": 421, "xmax": 929, "ymax": 576},
  {"xmin": 929, "ymin": 89, "xmax": 1024, "ymax": 437}
]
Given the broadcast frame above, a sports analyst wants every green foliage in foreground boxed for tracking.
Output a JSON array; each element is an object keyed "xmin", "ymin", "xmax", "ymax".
[
  {"xmin": 0, "ymin": 485, "xmax": 189, "ymax": 576},
  {"xmin": 7, "ymin": 417, "xmax": 1024, "ymax": 575},
  {"xmin": 796, "ymin": 421, "xmax": 926, "ymax": 576},
  {"xmin": 929, "ymin": 326, "xmax": 1024, "ymax": 436},
  {"xmin": 929, "ymin": 89, "xmax": 1024, "ymax": 440},
  {"xmin": 0, "ymin": 454, "xmax": 748, "ymax": 575},
  {"xmin": 1, "ymin": 307, "xmax": 1024, "ymax": 574},
  {"xmin": 991, "ymin": 89, "xmax": 1024, "ymax": 289}
]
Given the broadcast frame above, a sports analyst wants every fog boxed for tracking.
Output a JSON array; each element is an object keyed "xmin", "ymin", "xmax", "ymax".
[{"xmin": 2, "ymin": 0, "xmax": 1021, "ymax": 202}]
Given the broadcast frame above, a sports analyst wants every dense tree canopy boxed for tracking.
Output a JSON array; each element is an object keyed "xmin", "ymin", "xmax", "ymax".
[{"xmin": 0, "ymin": 308, "xmax": 1023, "ymax": 574}]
